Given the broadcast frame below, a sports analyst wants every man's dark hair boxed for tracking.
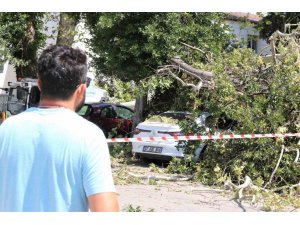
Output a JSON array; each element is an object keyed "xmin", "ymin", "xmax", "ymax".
[{"xmin": 37, "ymin": 45, "xmax": 88, "ymax": 100}]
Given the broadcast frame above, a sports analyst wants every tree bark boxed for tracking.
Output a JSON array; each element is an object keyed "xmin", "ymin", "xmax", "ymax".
[
  {"xmin": 170, "ymin": 57, "xmax": 214, "ymax": 80},
  {"xmin": 56, "ymin": 13, "xmax": 80, "ymax": 46},
  {"xmin": 132, "ymin": 94, "xmax": 147, "ymax": 135},
  {"xmin": 15, "ymin": 15, "xmax": 38, "ymax": 78}
]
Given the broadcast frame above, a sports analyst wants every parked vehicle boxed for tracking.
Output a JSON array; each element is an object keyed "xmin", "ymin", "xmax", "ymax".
[
  {"xmin": 85, "ymin": 76, "xmax": 109, "ymax": 103},
  {"xmin": 77, "ymin": 102, "xmax": 134, "ymax": 137},
  {"xmin": 132, "ymin": 111, "xmax": 211, "ymax": 161},
  {"xmin": 1, "ymin": 61, "xmax": 39, "ymax": 123},
  {"xmin": 0, "ymin": 74, "xmax": 108, "ymax": 124},
  {"xmin": 0, "ymin": 79, "xmax": 40, "ymax": 125},
  {"xmin": 0, "ymin": 61, "xmax": 17, "ymax": 95}
]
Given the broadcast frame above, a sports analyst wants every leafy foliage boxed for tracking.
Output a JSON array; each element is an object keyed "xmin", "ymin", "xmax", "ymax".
[
  {"xmin": 98, "ymin": 78, "xmax": 136, "ymax": 102},
  {"xmin": 258, "ymin": 12, "xmax": 300, "ymax": 40},
  {"xmin": 108, "ymin": 142, "xmax": 132, "ymax": 158},
  {"xmin": 123, "ymin": 204, "xmax": 154, "ymax": 212},
  {"xmin": 167, "ymin": 155, "xmax": 197, "ymax": 175},
  {"xmin": 123, "ymin": 204, "xmax": 142, "ymax": 212},
  {"xmin": 145, "ymin": 115, "xmax": 178, "ymax": 125},
  {"xmin": 0, "ymin": 13, "xmax": 47, "ymax": 78},
  {"xmin": 84, "ymin": 12, "xmax": 233, "ymax": 82},
  {"xmin": 146, "ymin": 81, "xmax": 202, "ymax": 116},
  {"xmin": 167, "ymin": 46, "xmax": 300, "ymax": 191}
]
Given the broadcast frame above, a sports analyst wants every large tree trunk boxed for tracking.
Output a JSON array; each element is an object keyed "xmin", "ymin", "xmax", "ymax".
[
  {"xmin": 132, "ymin": 94, "xmax": 147, "ymax": 135},
  {"xmin": 170, "ymin": 57, "xmax": 214, "ymax": 80},
  {"xmin": 56, "ymin": 13, "xmax": 80, "ymax": 46},
  {"xmin": 15, "ymin": 15, "xmax": 38, "ymax": 78}
]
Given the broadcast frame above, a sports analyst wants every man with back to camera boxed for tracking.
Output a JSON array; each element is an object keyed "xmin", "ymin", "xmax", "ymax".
[{"xmin": 0, "ymin": 45, "xmax": 119, "ymax": 212}]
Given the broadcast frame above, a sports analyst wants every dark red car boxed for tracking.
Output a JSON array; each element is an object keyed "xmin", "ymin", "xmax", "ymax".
[{"xmin": 77, "ymin": 102, "xmax": 134, "ymax": 137}]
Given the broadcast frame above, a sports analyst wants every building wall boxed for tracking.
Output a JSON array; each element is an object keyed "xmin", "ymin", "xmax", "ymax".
[
  {"xmin": 225, "ymin": 20, "xmax": 270, "ymax": 55},
  {"xmin": 0, "ymin": 62, "xmax": 17, "ymax": 94}
]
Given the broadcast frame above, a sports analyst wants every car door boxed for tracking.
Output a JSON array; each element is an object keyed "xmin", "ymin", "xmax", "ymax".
[
  {"xmin": 98, "ymin": 105, "xmax": 119, "ymax": 136},
  {"xmin": 114, "ymin": 106, "xmax": 134, "ymax": 136},
  {"xmin": 97, "ymin": 105, "xmax": 134, "ymax": 137},
  {"xmin": 77, "ymin": 104, "xmax": 93, "ymax": 121}
]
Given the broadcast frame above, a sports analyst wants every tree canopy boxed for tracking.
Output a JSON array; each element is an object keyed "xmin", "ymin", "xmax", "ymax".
[
  {"xmin": 167, "ymin": 29, "xmax": 300, "ymax": 198},
  {"xmin": 84, "ymin": 12, "xmax": 233, "ymax": 82},
  {"xmin": 0, "ymin": 12, "xmax": 82, "ymax": 78},
  {"xmin": 0, "ymin": 13, "xmax": 47, "ymax": 78},
  {"xmin": 258, "ymin": 12, "xmax": 300, "ymax": 40}
]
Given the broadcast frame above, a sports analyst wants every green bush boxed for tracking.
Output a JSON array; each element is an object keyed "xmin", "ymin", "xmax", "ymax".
[{"xmin": 108, "ymin": 142, "xmax": 132, "ymax": 158}]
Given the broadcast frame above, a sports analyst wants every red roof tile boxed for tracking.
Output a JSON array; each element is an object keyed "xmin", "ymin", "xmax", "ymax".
[{"xmin": 227, "ymin": 12, "xmax": 261, "ymax": 23}]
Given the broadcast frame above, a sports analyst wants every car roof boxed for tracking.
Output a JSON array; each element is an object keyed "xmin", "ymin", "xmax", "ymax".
[{"xmin": 85, "ymin": 102, "xmax": 134, "ymax": 111}]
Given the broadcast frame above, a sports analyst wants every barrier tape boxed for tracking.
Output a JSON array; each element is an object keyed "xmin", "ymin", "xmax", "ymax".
[{"xmin": 107, "ymin": 133, "xmax": 300, "ymax": 143}]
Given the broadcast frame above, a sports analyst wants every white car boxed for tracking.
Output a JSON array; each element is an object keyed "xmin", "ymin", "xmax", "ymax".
[{"xmin": 132, "ymin": 111, "xmax": 210, "ymax": 161}]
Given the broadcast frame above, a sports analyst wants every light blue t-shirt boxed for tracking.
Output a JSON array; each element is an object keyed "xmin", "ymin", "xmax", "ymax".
[{"xmin": 0, "ymin": 107, "xmax": 115, "ymax": 212}]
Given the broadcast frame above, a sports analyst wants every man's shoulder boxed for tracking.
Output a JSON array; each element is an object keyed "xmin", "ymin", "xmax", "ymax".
[{"xmin": 0, "ymin": 110, "xmax": 33, "ymax": 125}]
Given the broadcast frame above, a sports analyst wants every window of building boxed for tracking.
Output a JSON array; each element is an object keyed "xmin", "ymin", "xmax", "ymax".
[{"xmin": 247, "ymin": 35, "xmax": 258, "ymax": 53}]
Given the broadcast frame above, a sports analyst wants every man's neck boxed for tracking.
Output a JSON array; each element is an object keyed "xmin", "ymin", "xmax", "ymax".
[{"xmin": 39, "ymin": 99, "xmax": 75, "ymax": 111}]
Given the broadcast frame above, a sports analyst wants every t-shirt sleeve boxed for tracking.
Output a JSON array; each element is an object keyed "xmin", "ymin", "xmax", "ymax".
[{"xmin": 82, "ymin": 127, "xmax": 116, "ymax": 197}]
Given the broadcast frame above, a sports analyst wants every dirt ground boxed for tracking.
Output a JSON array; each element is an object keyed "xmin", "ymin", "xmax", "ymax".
[
  {"xmin": 112, "ymin": 159, "xmax": 263, "ymax": 212},
  {"xmin": 116, "ymin": 183, "xmax": 261, "ymax": 212}
]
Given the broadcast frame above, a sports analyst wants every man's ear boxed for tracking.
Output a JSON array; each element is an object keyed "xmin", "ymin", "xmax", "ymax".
[{"xmin": 76, "ymin": 83, "xmax": 86, "ymax": 97}]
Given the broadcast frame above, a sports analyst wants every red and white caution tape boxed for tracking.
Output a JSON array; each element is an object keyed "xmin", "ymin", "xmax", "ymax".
[{"xmin": 107, "ymin": 133, "xmax": 300, "ymax": 143}]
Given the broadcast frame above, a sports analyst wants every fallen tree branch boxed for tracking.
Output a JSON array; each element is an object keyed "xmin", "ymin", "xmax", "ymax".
[
  {"xmin": 284, "ymin": 146, "xmax": 300, "ymax": 164},
  {"xmin": 284, "ymin": 23, "xmax": 300, "ymax": 33},
  {"xmin": 127, "ymin": 172, "xmax": 193, "ymax": 182},
  {"xmin": 224, "ymin": 176, "xmax": 269, "ymax": 205},
  {"xmin": 271, "ymin": 181, "xmax": 300, "ymax": 192},
  {"xmin": 295, "ymin": 148, "xmax": 300, "ymax": 163},
  {"xmin": 268, "ymin": 29, "xmax": 300, "ymax": 64},
  {"xmin": 264, "ymin": 145, "xmax": 285, "ymax": 188},
  {"xmin": 157, "ymin": 66, "xmax": 214, "ymax": 92},
  {"xmin": 275, "ymin": 30, "xmax": 300, "ymax": 37},
  {"xmin": 170, "ymin": 57, "xmax": 214, "ymax": 80},
  {"xmin": 224, "ymin": 176, "xmax": 254, "ymax": 203},
  {"xmin": 238, "ymin": 176, "xmax": 253, "ymax": 200},
  {"xmin": 258, "ymin": 45, "xmax": 272, "ymax": 56},
  {"xmin": 180, "ymin": 41, "xmax": 206, "ymax": 54},
  {"xmin": 162, "ymin": 68, "xmax": 203, "ymax": 92},
  {"xmin": 179, "ymin": 41, "xmax": 214, "ymax": 62},
  {"xmin": 269, "ymin": 34, "xmax": 278, "ymax": 64}
]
